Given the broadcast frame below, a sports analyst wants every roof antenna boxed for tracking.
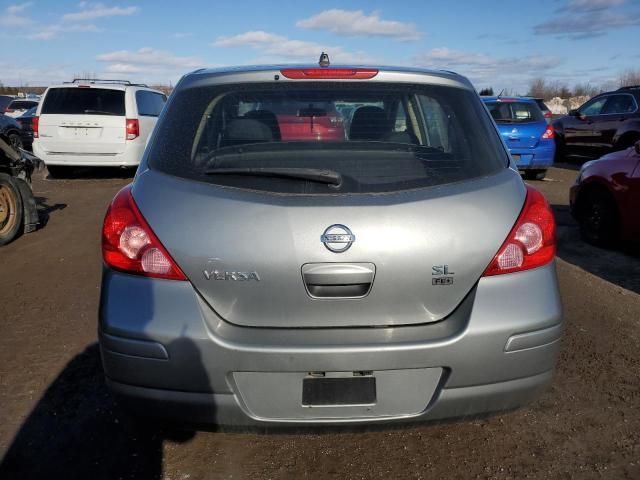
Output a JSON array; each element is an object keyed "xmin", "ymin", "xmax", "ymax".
[
  {"xmin": 497, "ymin": 88, "xmax": 504, "ymax": 98},
  {"xmin": 318, "ymin": 52, "xmax": 330, "ymax": 67}
]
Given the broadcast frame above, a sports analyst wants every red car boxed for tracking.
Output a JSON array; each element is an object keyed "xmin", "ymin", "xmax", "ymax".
[
  {"xmin": 258, "ymin": 101, "xmax": 346, "ymax": 141},
  {"xmin": 570, "ymin": 141, "xmax": 640, "ymax": 245}
]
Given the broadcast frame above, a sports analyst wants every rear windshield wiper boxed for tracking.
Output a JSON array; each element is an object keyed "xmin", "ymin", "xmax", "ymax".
[{"xmin": 204, "ymin": 167, "xmax": 342, "ymax": 186}]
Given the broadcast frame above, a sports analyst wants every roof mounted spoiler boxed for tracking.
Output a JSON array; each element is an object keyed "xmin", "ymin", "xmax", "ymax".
[
  {"xmin": 617, "ymin": 85, "xmax": 640, "ymax": 91},
  {"xmin": 63, "ymin": 78, "xmax": 149, "ymax": 87}
]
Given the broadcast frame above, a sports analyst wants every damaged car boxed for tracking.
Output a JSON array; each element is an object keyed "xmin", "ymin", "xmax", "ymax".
[{"xmin": 0, "ymin": 135, "xmax": 41, "ymax": 245}]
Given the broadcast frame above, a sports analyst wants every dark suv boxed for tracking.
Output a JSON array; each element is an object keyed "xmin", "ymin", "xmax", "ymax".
[{"xmin": 553, "ymin": 86, "xmax": 640, "ymax": 161}]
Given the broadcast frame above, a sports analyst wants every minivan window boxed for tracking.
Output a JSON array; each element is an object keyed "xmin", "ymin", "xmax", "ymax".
[
  {"xmin": 484, "ymin": 101, "xmax": 544, "ymax": 123},
  {"xmin": 148, "ymin": 83, "xmax": 508, "ymax": 194},
  {"xmin": 136, "ymin": 91, "xmax": 166, "ymax": 117},
  {"xmin": 41, "ymin": 87, "xmax": 125, "ymax": 116},
  {"xmin": 8, "ymin": 100, "xmax": 38, "ymax": 110}
]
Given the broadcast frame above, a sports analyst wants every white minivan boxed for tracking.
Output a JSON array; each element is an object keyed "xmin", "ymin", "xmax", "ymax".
[{"xmin": 32, "ymin": 79, "xmax": 167, "ymax": 176}]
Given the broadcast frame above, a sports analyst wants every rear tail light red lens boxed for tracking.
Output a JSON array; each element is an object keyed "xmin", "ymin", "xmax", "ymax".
[
  {"xmin": 32, "ymin": 116, "xmax": 39, "ymax": 138},
  {"xmin": 102, "ymin": 185, "xmax": 187, "ymax": 280},
  {"xmin": 544, "ymin": 111, "xmax": 552, "ymax": 118},
  {"xmin": 126, "ymin": 118, "xmax": 139, "ymax": 140},
  {"xmin": 483, "ymin": 185, "xmax": 555, "ymax": 276},
  {"xmin": 5, "ymin": 108, "xmax": 14, "ymax": 113},
  {"xmin": 280, "ymin": 68, "xmax": 378, "ymax": 79},
  {"xmin": 541, "ymin": 124, "xmax": 555, "ymax": 140}
]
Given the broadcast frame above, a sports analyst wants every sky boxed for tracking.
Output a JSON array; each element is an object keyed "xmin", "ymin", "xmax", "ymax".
[{"xmin": 1, "ymin": 0, "xmax": 639, "ymax": 93}]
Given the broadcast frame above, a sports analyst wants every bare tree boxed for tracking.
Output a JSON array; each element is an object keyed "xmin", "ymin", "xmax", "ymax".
[
  {"xmin": 528, "ymin": 78, "xmax": 547, "ymax": 98},
  {"xmin": 572, "ymin": 82, "xmax": 600, "ymax": 99},
  {"xmin": 619, "ymin": 69, "xmax": 640, "ymax": 87}
]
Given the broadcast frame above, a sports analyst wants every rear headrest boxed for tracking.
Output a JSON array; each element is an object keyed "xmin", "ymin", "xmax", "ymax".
[
  {"xmin": 221, "ymin": 118, "xmax": 273, "ymax": 147},
  {"xmin": 349, "ymin": 106, "xmax": 389, "ymax": 141},
  {"xmin": 244, "ymin": 110, "xmax": 281, "ymax": 141}
]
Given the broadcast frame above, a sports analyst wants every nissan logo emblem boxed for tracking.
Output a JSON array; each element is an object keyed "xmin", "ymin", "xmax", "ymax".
[{"xmin": 321, "ymin": 224, "xmax": 355, "ymax": 253}]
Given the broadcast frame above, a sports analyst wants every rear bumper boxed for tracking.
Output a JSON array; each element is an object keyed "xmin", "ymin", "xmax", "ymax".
[
  {"xmin": 107, "ymin": 370, "xmax": 554, "ymax": 427},
  {"xmin": 99, "ymin": 262, "xmax": 563, "ymax": 426},
  {"xmin": 510, "ymin": 143, "xmax": 555, "ymax": 170},
  {"xmin": 33, "ymin": 141, "xmax": 144, "ymax": 167}
]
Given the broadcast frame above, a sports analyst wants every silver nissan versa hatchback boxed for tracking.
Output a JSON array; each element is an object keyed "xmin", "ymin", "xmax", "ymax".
[{"xmin": 99, "ymin": 62, "xmax": 562, "ymax": 426}]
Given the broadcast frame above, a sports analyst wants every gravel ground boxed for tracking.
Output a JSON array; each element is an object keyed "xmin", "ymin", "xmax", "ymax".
[{"xmin": 0, "ymin": 166, "xmax": 638, "ymax": 480}]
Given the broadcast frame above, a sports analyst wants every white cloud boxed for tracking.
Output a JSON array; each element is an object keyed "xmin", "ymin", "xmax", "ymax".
[
  {"xmin": 7, "ymin": 2, "xmax": 31, "ymax": 14},
  {"xmin": 212, "ymin": 30, "xmax": 377, "ymax": 63},
  {"xmin": 97, "ymin": 47, "xmax": 204, "ymax": 68},
  {"xmin": 29, "ymin": 23, "xmax": 100, "ymax": 41},
  {"xmin": 296, "ymin": 9, "xmax": 422, "ymax": 40},
  {"xmin": 539, "ymin": 0, "xmax": 638, "ymax": 38},
  {"xmin": 8, "ymin": 2, "xmax": 137, "ymax": 41},
  {"xmin": 104, "ymin": 63, "xmax": 144, "ymax": 74},
  {"xmin": 0, "ymin": 3, "xmax": 34, "ymax": 27},
  {"xmin": 535, "ymin": 11, "xmax": 640, "ymax": 38},
  {"xmin": 414, "ymin": 47, "xmax": 563, "ymax": 92},
  {"xmin": 562, "ymin": 0, "xmax": 626, "ymax": 12},
  {"xmin": 62, "ymin": 3, "xmax": 139, "ymax": 22},
  {"xmin": 96, "ymin": 48, "xmax": 207, "ymax": 84},
  {"xmin": 0, "ymin": 60, "xmax": 73, "ymax": 85}
]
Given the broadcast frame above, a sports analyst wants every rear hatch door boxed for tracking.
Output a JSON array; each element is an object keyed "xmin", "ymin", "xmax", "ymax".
[
  {"xmin": 38, "ymin": 86, "xmax": 126, "ymax": 155},
  {"xmin": 133, "ymin": 167, "xmax": 525, "ymax": 328},
  {"xmin": 495, "ymin": 121, "xmax": 546, "ymax": 150}
]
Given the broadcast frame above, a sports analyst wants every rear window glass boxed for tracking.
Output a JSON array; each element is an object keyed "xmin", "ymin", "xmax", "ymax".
[
  {"xmin": 148, "ymin": 82, "xmax": 508, "ymax": 194},
  {"xmin": 8, "ymin": 100, "xmax": 38, "ymax": 110},
  {"xmin": 0, "ymin": 96, "xmax": 12, "ymax": 110},
  {"xmin": 41, "ymin": 88, "xmax": 125, "ymax": 116},
  {"xmin": 484, "ymin": 101, "xmax": 544, "ymax": 123},
  {"xmin": 136, "ymin": 90, "xmax": 166, "ymax": 116}
]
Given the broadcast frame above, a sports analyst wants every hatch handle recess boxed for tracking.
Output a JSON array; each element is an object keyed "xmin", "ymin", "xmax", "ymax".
[{"xmin": 301, "ymin": 263, "xmax": 375, "ymax": 299}]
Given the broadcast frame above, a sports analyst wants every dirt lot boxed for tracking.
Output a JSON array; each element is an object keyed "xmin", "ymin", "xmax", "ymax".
[{"xmin": 0, "ymin": 167, "xmax": 639, "ymax": 480}]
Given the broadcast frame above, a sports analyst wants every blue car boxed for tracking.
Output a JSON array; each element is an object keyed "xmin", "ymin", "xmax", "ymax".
[{"xmin": 482, "ymin": 96, "xmax": 555, "ymax": 180}]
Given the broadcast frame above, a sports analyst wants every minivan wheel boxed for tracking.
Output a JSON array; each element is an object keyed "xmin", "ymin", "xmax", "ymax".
[
  {"xmin": 523, "ymin": 169, "xmax": 546, "ymax": 180},
  {"xmin": 578, "ymin": 189, "xmax": 619, "ymax": 247},
  {"xmin": 0, "ymin": 173, "xmax": 24, "ymax": 246},
  {"xmin": 615, "ymin": 134, "xmax": 640, "ymax": 152}
]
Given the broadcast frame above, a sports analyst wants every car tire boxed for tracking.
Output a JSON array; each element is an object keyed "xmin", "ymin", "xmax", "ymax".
[
  {"xmin": 614, "ymin": 133, "xmax": 640, "ymax": 152},
  {"xmin": 523, "ymin": 169, "xmax": 546, "ymax": 180},
  {"xmin": 47, "ymin": 165, "xmax": 72, "ymax": 179},
  {"xmin": 7, "ymin": 132, "xmax": 23, "ymax": 151},
  {"xmin": 0, "ymin": 173, "xmax": 24, "ymax": 246},
  {"xmin": 577, "ymin": 188, "xmax": 619, "ymax": 247}
]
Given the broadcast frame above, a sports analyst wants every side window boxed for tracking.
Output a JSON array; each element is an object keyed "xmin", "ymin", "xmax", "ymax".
[
  {"xmin": 602, "ymin": 94, "xmax": 637, "ymax": 115},
  {"xmin": 579, "ymin": 97, "xmax": 607, "ymax": 116},
  {"xmin": 136, "ymin": 91, "xmax": 167, "ymax": 117}
]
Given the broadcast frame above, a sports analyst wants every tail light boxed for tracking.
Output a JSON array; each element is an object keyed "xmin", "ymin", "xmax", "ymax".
[
  {"xmin": 544, "ymin": 111, "xmax": 552, "ymax": 119},
  {"xmin": 541, "ymin": 124, "xmax": 554, "ymax": 140},
  {"xmin": 102, "ymin": 185, "xmax": 187, "ymax": 280},
  {"xmin": 126, "ymin": 118, "xmax": 139, "ymax": 140},
  {"xmin": 280, "ymin": 68, "xmax": 378, "ymax": 79},
  {"xmin": 32, "ymin": 116, "xmax": 39, "ymax": 138},
  {"xmin": 483, "ymin": 185, "xmax": 555, "ymax": 276},
  {"xmin": 5, "ymin": 108, "xmax": 14, "ymax": 113}
]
